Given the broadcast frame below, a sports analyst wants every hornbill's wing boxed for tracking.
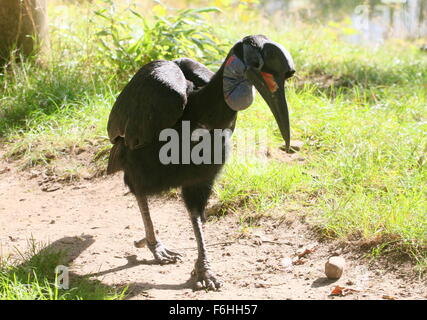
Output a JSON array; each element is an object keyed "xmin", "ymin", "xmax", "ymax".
[
  {"xmin": 107, "ymin": 60, "xmax": 189, "ymax": 149},
  {"xmin": 174, "ymin": 58, "xmax": 214, "ymax": 89}
]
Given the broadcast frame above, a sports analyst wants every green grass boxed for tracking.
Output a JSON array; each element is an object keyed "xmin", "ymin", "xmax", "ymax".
[
  {"xmin": 215, "ymin": 158, "xmax": 309, "ymax": 215},
  {"xmin": 0, "ymin": 0, "xmax": 426, "ymax": 276},
  {"xmin": 0, "ymin": 240, "xmax": 126, "ymax": 300},
  {"xmin": 293, "ymin": 85, "xmax": 426, "ymax": 263}
]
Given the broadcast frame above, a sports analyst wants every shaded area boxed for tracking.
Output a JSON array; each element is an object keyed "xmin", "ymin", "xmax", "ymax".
[
  {"xmin": 311, "ymin": 277, "xmax": 338, "ymax": 288},
  {"xmin": 0, "ymin": 0, "xmax": 48, "ymax": 65},
  {"xmin": 0, "ymin": 235, "xmax": 126, "ymax": 300},
  {"xmin": 88, "ymin": 255, "xmax": 162, "ymax": 278},
  {"xmin": 0, "ymin": 235, "xmax": 196, "ymax": 300},
  {"xmin": 86, "ymin": 254, "xmax": 195, "ymax": 299},
  {"xmin": 124, "ymin": 280, "xmax": 193, "ymax": 299}
]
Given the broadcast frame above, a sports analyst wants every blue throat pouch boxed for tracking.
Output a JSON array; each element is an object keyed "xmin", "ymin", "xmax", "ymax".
[{"xmin": 223, "ymin": 55, "xmax": 254, "ymax": 111}]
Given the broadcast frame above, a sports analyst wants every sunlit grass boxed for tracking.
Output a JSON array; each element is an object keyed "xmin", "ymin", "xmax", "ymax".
[
  {"xmin": 218, "ymin": 82, "xmax": 426, "ymax": 267},
  {"xmin": 0, "ymin": 240, "xmax": 126, "ymax": 300},
  {"xmin": 215, "ymin": 157, "xmax": 309, "ymax": 215}
]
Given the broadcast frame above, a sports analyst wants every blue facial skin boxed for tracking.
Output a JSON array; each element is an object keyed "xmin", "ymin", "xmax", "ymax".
[{"xmin": 223, "ymin": 55, "xmax": 254, "ymax": 111}]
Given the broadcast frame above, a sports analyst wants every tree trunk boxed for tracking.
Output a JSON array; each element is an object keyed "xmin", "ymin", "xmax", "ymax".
[{"xmin": 0, "ymin": 0, "xmax": 48, "ymax": 64}]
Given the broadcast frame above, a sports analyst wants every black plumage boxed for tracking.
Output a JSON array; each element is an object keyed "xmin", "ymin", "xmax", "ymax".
[{"xmin": 106, "ymin": 35, "xmax": 295, "ymax": 290}]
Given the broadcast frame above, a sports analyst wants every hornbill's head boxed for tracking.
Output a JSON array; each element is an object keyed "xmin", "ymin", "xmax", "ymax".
[{"xmin": 223, "ymin": 35, "xmax": 295, "ymax": 152}]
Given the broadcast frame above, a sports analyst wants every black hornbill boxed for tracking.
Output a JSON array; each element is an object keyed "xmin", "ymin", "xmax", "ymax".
[{"xmin": 106, "ymin": 35, "xmax": 295, "ymax": 290}]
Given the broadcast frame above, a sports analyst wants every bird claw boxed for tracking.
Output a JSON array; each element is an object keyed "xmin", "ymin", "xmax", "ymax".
[
  {"xmin": 192, "ymin": 263, "xmax": 221, "ymax": 291},
  {"xmin": 148, "ymin": 241, "xmax": 182, "ymax": 264},
  {"xmin": 134, "ymin": 238, "xmax": 182, "ymax": 264}
]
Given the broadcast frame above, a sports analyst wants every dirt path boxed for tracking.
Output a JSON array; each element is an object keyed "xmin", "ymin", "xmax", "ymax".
[{"xmin": 0, "ymin": 160, "xmax": 425, "ymax": 300}]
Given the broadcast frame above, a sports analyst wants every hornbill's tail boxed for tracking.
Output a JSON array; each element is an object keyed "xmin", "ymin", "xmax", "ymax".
[{"xmin": 107, "ymin": 138, "xmax": 125, "ymax": 175}]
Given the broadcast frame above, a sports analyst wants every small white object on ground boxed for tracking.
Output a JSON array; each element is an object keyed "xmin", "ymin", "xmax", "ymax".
[{"xmin": 281, "ymin": 257, "xmax": 293, "ymax": 271}]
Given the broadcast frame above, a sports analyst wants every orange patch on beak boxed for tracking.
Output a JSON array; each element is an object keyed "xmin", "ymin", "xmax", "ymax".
[{"xmin": 261, "ymin": 72, "xmax": 278, "ymax": 93}]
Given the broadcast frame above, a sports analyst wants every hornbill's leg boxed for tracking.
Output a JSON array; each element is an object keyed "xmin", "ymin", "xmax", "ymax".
[
  {"xmin": 182, "ymin": 183, "xmax": 221, "ymax": 291},
  {"xmin": 134, "ymin": 194, "xmax": 182, "ymax": 264}
]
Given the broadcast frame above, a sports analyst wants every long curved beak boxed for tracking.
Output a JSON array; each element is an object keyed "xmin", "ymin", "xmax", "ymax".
[{"xmin": 245, "ymin": 68, "xmax": 291, "ymax": 152}]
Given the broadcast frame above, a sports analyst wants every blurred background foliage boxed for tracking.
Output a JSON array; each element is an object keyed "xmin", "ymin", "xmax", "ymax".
[
  {"xmin": 41, "ymin": 0, "xmax": 427, "ymax": 82},
  {"xmin": 92, "ymin": 0, "xmax": 229, "ymax": 76}
]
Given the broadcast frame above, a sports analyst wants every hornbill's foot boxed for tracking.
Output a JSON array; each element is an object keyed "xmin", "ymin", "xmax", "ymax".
[
  {"xmin": 134, "ymin": 238, "xmax": 182, "ymax": 264},
  {"xmin": 192, "ymin": 260, "xmax": 221, "ymax": 291}
]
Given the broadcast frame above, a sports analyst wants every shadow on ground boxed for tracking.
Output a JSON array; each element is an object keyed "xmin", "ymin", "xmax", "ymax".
[{"xmin": 4, "ymin": 234, "xmax": 195, "ymax": 299}]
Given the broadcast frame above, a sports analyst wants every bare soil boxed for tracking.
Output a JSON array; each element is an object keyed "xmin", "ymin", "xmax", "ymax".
[{"xmin": 0, "ymin": 158, "xmax": 425, "ymax": 300}]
